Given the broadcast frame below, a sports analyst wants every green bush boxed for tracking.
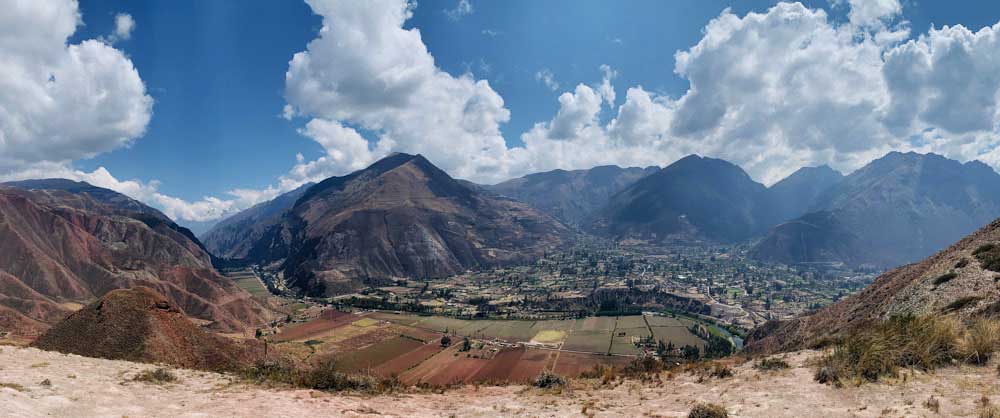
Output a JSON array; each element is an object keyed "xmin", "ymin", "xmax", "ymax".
[
  {"xmin": 942, "ymin": 296, "xmax": 983, "ymax": 313},
  {"xmin": 975, "ymin": 244, "xmax": 1000, "ymax": 272},
  {"xmin": 932, "ymin": 272, "xmax": 959, "ymax": 286},
  {"xmin": 974, "ymin": 244, "xmax": 996, "ymax": 256},
  {"xmin": 533, "ymin": 371, "xmax": 566, "ymax": 389}
]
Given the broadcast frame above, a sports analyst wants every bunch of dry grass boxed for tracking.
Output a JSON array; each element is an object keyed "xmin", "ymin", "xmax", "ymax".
[
  {"xmin": 960, "ymin": 319, "xmax": 1000, "ymax": 365},
  {"xmin": 814, "ymin": 316, "xmax": 960, "ymax": 385},
  {"xmin": 688, "ymin": 402, "xmax": 728, "ymax": 418},
  {"xmin": 239, "ymin": 358, "xmax": 400, "ymax": 394},
  {"xmin": 754, "ymin": 357, "xmax": 790, "ymax": 371},
  {"xmin": 132, "ymin": 368, "xmax": 178, "ymax": 384}
]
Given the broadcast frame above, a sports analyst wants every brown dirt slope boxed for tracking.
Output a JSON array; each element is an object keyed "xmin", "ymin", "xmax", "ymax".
[
  {"xmin": 31, "ymin": 287, "xmax": 263, "ymax": 371},
  {"xmin": 0, "ymin": 183, "xmax": 274, "ymax": 337},
  {"xmin": 746, "ymin": 217, "xmax": 1000, "ymax": 354}
]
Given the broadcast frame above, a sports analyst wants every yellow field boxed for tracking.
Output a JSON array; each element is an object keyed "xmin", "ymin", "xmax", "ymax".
[
  {"xmin": 530, "ymin": 330, "xmax": 567, "ymax": 344},
  {"xmin": 351, "ymin": 318, "xmax": 380, "ymax": 327}
]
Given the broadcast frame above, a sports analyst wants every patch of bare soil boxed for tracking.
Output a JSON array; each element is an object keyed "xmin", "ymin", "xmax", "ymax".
[{"xmin": 2, "ymin": 346, "xmax": 998, "ymax": 417}]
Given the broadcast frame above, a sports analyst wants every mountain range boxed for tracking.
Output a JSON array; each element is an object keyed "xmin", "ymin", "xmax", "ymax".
[
  {"xmin": 205, "ymin": 151, "xmax": 1000, "ymax": 275},
  {"xmin": 0, "ymin": 180, "xmax": 272, "ymax": 338},
  {"xmin": 208, "ymin": 153, "xmax": 570, "ymax": 297},
  {"xmin": 752, "ymin": 152, "xmax": 1000, "ymax": 268},
  {"xmin": 486, "ymin": 165, "xmax": 659, "ymax": 226}
]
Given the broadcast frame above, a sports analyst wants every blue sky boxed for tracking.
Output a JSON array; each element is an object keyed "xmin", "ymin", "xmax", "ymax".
[{"xmin": 5, "ymin": 0, "xmax": 1000, "ymax": 227}]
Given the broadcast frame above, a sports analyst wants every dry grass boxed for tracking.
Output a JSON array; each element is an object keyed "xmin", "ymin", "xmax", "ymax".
[
  {"xmin": 239, "ymin": 358, "xmax": 401, "ymax": 394},
  {"xmin": 755, "ymin": 358, "xmax": 790, "ymax": 371},
  {"xmin": 132, "ymin": 368, "xmax": 178, "ymax": 385},
  {"xmin": 0, "ymin": 382, "xmax": 26, "ymax": 392},
  {"xmin": 688, "ymin": 402, "xmax": 728, "ymax": 418},
  {"xmin": 814, "ymin": 316, "xmax": 960, "ymax": 386},
  {"xmin": 924, "ymin": 395, "xmax": 940, "ymax": 413},
  {"xmin": 815, "ymin": 316, "xmax": 1000, "ymax": 386},
  {"xmin": 961, "ymin": 319, "xmax": 1000, "ymax": 365}
]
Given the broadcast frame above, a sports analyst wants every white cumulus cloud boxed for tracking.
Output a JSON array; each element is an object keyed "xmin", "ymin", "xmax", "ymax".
[{"xmin": 0, "ymin": 0, "xmax": 151, "ymax": 173}]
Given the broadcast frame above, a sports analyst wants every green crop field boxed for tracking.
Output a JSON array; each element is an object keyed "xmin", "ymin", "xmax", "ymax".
[
  {"xmin": 231, "ymin": 275, "xmax": 269, "ymax": 298},
  {"xmin": 563, "ymin": 330, "xmax": 612, "ymax": 354}
]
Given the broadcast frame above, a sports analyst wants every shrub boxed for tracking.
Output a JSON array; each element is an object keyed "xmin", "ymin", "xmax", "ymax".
[
  {"xmin": 755, "ymin": 358, "xmax": 790, "ymax": 371},
  {"xmin": 942, "ymin": 296, "xmax": 983, "ymax": 313},
  {"xmin": 623, "ymin": 356, "xmax": 667, "ymax": 377},
  {"xmin": 814, "ymin": 316, "xmax": 960, "ymax": 385},
  {"xmin": 240, "ymin": 358, "xmax": 398, "ymax": 394},
  {"xmin": 813, "ymin": 363, "xmax": 841, "ymax": 386},
  {"xmin": 132, "ymin": 368, "xmax": 178, "ymax": 384},
  {"xmin": 956, "ymin": 258, "xmax": 970, "ymax": 268},
  {"xmin": 533, "ymin": 371, "xmax": 566, "ymax": 389},
  {"xmin": 924, "ymin": 396, "xmax": 940, "ymax": 413},
  {"xmin": 240, "ymin": 360, "xmax": 300, "ymax": 385},
  {"xmin": 709, "ymin": 364, "xmax": 734, "ymax": 379},
  {"xmin": 580, "ymin": 364, "xmax": 617, "ymax": 384},
  {"xmin": 974, "ymin": 244, "xmax": 996, "ymax": 256},
  {"xmin": 933, "ymin": 272, "xmax": 959, "ymax": 286},
  {"xmin": 982, "ymin": 405, "xmax": 1000, "ymax": 418},
  {"xmin": 688, "ymin": 402, "xmax": 728, "ymax": 418},
  {"xmin": 975, "ymin": 244, "xmax": 1000, "ymax": 272},
  {"xmin": 961, "ymin": 319, "xmax": 1000, "ymax": 365}
]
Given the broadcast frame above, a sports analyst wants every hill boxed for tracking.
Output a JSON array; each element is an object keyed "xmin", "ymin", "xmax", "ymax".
[
  {"xmin": 746, "ymin": 217, "xmax": 1000, "ymax": 354},
  {"xmin": 591, "ymin": 155, "xmax": 778, "ymax": 243},
  {"xmin": 486, "ymin": 165, "xmax": 658, "ymax": 226},
  {"xmin": 202, "ymin": 182, "xmax": 314, "ymax": 259},
  {"xmin": 239, "ymin": 153, "xmax": 570, "ymax": 296},
  {"xmin": 766, "ymin": 165, "xmax": 844, "ymax": 222},
  {"xmin": 0, "ymin": 181, "xmax": 271, "ymax": 338},
  {"xmin": 31, "ymin": 287, "xmax": 262, "ymax": 371},
  {"xmin": 753, "ymin": 152, "xmax": 1000, "ymax": 267}
]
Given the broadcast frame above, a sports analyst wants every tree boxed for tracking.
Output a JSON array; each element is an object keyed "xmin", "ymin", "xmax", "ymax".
[{"xmin": 682, "ymin": 344, "xmax": 700, "ymax": 360}]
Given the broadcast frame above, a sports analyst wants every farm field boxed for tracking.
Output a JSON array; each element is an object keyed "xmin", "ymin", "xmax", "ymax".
[
  {"xmin": 551, "ymin": 351, "xmax": 632, "ymax": 377},
  {"xmin": 334, "ymin": 335, "xmax": 424, "ymax": 372},
  {"xmin": 225, "ymin": 270, "xmax": 270, "ymax": 299},
  {"xmin": 644, "ymin": 314, "xmax": 692, "ymax": 327},
  {"xmin": 650, "ymin": 326, "xmax": 704, "ymax": 348},
  {"xmin": 562, "ymin": 330, "xmax": 611, "ymax": 354},
  {"xmin": 269, "ymin": 310, "xmax": 714, "ymax": 383}
]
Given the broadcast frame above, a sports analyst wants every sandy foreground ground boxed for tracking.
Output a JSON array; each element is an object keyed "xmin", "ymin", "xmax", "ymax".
[{"xmin": 1, "ymin": 346, "xmax": 999, "ymax": 417}]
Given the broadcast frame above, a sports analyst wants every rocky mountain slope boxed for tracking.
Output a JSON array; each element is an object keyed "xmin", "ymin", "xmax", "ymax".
[
  {"xmin": 202, "ymin": 182, "xmax": 313, "ymax": 259},
  {"xmin": 0, "ymin": 180, "xmax": 271, "ymax": 338},
  {"xmin": 591, "ymin": 155, "xmax": 779, "ymax": 243},
  {"xmin": 239, "ymin": 153, "xmax": 570, "ymax": 296},
  {"xmin": 746, "ymin": 216, "xmax": 1000, "ymax": 354},
  {"xmin": 31, "ymin": 287, "xmax": 263, "ymax": 371},
  {"xmin": 766, "ymin": 165, "xmax": 844, "ymax": 222},
  {"xmin": 486, "ymin": 165, "xmax": 658, "ymax": 226},
  {"xmin": 752, "ymin": 152, "xmax": 1000, "ymax": 267}
]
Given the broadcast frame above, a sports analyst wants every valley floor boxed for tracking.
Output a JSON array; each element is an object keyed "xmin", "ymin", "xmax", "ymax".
[{"xmin": 1, "ymin": 346, "xmax": 998, "ymax": 417}]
